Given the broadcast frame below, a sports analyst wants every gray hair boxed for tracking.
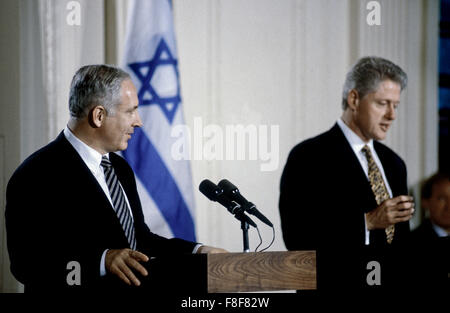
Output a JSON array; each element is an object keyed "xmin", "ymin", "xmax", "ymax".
[
  {"xmin": 342, "ymin": 56, "xmax": 407, "ymax": 110},
  {"xmin": 69, "ymin": 64, "xmax": 131, "ymax": 118}
]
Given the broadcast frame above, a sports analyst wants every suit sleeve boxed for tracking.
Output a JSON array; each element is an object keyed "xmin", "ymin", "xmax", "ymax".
[
  {"xmin": 5, "ymin": 167, "xmax": 38, "ymax": 285},
  {"xmin": 279, "ymin": 145, "xmax": 320, "ymax": 250},
  {"xmin": 5, "ymin": 162, "xmax": 105, "ymax": 290}
]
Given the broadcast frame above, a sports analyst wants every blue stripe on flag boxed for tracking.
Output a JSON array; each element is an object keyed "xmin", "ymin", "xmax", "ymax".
[{"xmin": 122, "ymin": 127, "xmax": 196, "ymax": 241}]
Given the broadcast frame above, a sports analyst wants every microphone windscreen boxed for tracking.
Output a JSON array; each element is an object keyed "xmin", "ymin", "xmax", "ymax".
[
  {"xmin": 199, "ymin": 179, "xmax": 220, "ymax": 201},
  {"xmin": 218, "ymin": 179, "xmax": 236, "ymax": 193}
]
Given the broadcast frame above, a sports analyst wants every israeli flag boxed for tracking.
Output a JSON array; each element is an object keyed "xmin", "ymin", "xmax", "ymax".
[{"xmin": 121, "ymin": 0, "xmax": 196, "ymax": 241}]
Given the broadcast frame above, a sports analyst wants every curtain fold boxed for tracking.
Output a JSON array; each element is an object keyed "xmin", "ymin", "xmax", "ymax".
[{"xmin": 1, "ymin": 0, "xmax": 105, "ymax": 292}]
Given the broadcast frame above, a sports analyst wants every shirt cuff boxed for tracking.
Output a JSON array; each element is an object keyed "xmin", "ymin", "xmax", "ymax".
[
  {"xmin": 100, "ymin": 249, "xmax": 108, "ymax": 276},
  {"xmin": 192, "ymin": 244, "xmax": 203, "ymax": 254},
  {"xmin": 364, "ymin": 214, "xmax": 370, "ymax": 245}
]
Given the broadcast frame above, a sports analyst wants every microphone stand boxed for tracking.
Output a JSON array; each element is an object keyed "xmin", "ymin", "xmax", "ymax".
[{"xmin": 241, "ymin": 219, "xmax": 250, "ymax": 252}]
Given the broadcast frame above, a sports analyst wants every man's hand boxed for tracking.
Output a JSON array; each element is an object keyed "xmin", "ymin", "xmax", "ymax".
[
  {"xmin": 365, "ymin": 195, "xmax": 414, "ymax": 230},
  {"xmin": 196, "ymin": 245, "xmax": 228, "ymax": 254},
  {"xmin": 105, "ymin": 249, "xmax": 149, "ymax": 286}
]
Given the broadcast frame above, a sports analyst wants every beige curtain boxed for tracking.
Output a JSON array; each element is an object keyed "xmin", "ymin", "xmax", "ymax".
[{"xmin": 0, "ymin": 0, "xmax": 104, "ymax": 293}]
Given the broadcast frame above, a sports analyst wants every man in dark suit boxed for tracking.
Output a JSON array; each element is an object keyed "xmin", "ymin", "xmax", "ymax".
[
  {"xmin": 279, "ymin": 57, "xmax": 415, "ymax": 290},
  {"xmin": 5, "ymin": 64, "xmax": 225, "ymax": 292},
  {"xmin": 412, "ymin": 172, "xmax": 450, "ymax": 241},
  {"xmin": 411, "ymin": 172, "xmax": 450, "ymax": 289}
]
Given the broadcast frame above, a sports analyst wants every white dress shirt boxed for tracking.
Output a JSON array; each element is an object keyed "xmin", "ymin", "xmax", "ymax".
[
  {"xmin": 64, "ymin": 126, "xmax": 134, "ymax": 276},
  {"xmin": 432, "ymin": 223, "xmax": 450, "ymax": 237},
  {"xmin": 336, "ymin": 118, "xmax": 393, "ymax": 245}
]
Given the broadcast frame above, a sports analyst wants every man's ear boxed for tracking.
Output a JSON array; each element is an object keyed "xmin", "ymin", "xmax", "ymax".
[
  {"xmin": 347, "ymin": 89, "xmax": 359, "ymax": 112},
  {"xmin": 89, "ymin": 105, "xmax": 107, "ymax": 128}
]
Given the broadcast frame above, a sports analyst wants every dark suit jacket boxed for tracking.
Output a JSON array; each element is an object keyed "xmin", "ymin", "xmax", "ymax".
[
  {"xmin": 5, "ymin": 132, "xmax": 196, "ymax": 292},
  {"xmin": 279, "ymin": 124, "xmax": 410, "ymax": 289},
  {"xmin": 410, "ymin": 220, "xmax": 450, "ymax": 289},
  {"xmin": 411, "ymin": 219, "xmax": 442, "ymax": 242}
]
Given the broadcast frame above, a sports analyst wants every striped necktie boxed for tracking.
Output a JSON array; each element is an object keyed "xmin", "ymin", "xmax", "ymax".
[
  {"xmin": 101, "ymin": 156, "xmax": 137, "ymax": 250},
  {"xmin": 362, "ymin": 145, "xmax": 395, "ymax": 244}
]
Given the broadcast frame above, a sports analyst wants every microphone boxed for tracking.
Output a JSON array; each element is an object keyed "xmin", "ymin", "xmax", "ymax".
[
  {"xmin": 218, "ymin": 179, "xmax": 273, "ymax": 227},
  {"xmin": 199, "ymin": 179, "xmax": 257, "ymax": 228}
]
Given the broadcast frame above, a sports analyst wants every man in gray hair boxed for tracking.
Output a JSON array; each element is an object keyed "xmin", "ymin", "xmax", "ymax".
[
  {"xmin": 279, "ymin": 57, "xmax": 415, "ymax": 289},
  {"xmin": 6, "ymin": 64, "xmax": 225, "ymax": 292}
]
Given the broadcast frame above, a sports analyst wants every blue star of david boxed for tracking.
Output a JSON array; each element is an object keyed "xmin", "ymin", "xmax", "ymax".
[{"xmin": 128, "ymin": 38, "xmax": 181, "ymax": 124}]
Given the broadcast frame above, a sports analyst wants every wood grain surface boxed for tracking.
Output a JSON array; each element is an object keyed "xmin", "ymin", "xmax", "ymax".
[{"xmin": 207, "ymin": 251, "xmax": 316, "ymax": 292}]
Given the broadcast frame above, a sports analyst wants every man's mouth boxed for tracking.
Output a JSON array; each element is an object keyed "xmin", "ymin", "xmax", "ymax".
[{"xmin": 380, "ymin": 123, "xmax": 390, "ymax": 132}]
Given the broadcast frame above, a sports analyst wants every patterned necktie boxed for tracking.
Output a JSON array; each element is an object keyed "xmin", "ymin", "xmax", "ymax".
[
  {"xmin": 101, "ymin": 156, "xmax": 137, "ymax": 250},
  {"xmin": 362, "ymin": 145, "xmax": 395, "ymax": 244}
]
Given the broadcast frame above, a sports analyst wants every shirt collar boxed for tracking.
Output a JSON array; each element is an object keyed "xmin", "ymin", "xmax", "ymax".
[
  {"xmin": 64, "ymin": 126, "xmax": 109, "ymax": 174},
  {"xmin": 337, "ymin": 118, "xmax": 375, "ymax": 154},
  {"xmin": 431, "ymin": 222, "xmax": 450, "ymax": 237}
]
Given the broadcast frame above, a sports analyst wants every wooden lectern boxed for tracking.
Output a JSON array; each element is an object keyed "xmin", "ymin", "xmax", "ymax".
[
  {"xmin": 208, "ymin": 251, "xmax": 316, "ymax": 292},
  {"xmin": 144, "ymin": 251, "xmax": 316, "ymax": 293}
]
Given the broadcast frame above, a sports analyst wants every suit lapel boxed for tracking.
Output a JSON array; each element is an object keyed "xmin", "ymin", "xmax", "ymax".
[
  {"xmin": 55, "ymin": 132, "xmax": 117, "ymax": 213},
  {"xmin": 53, "ymin": 132, "xmax": 135, "ymax": 248},
  {"xmin": 328, "ymin": 125, "xmax": 375, "ymax": 198},
  {"xmin": 326, "ymin": 124, "xmax": 380, "ymax": 218}
]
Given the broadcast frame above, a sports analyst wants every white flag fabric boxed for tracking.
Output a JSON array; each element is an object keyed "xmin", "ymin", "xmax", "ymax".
[{"xmin": 121, "ymin": 0, "xmax": 196, "ymax": 241}]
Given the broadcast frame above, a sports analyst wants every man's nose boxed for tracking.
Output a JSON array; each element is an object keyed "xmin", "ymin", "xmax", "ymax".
[
  {"xmin": 386, "ymin": 104, "xmax": 396, "ymax": 120},
  {"xmin": 134, "ymin": 112, "xmax": 143, "ymax": 128}
]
